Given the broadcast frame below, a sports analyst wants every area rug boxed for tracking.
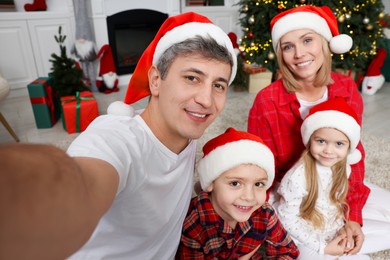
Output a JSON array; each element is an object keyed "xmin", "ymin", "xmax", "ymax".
[{"xmin": 51, "ymin": 90, "xmax": 389, "ymax": 258}]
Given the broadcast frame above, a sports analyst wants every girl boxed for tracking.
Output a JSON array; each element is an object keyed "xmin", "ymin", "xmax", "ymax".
[
  {"xmin": 276, "ymin": 97, "xmax": 368, "ymax": 259},
  {"xmin": 248, "ymin": 5, "xmax": 390, "ymax": 255}
]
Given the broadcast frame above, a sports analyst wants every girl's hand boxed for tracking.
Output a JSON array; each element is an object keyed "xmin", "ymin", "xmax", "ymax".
[{"xmin": 324, "ymin": 233, "xmax": 347, "ymax": 256}]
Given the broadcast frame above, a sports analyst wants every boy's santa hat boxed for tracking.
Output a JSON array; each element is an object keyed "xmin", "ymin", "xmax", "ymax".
[
  {"xmin": 301, "ymin": 97, "xmax": 362, "ymax": 165},
  {"xmin": 97, "ymin": 44, "xmax": 117, "ymax": 76},
  {"xmin": 362, "ymin": 48, "xmax": 387, "ymax": 95},
  {"xmin": 198, "ymin": 128, "xmax": 275, "ymax": 191},
  {"xmin": 107, "ymin": 12, "xmax": 237, "ymax": 117},
  {"xmin": 270, "ymin": 5, "xmax": 353, "ymax": 54}
]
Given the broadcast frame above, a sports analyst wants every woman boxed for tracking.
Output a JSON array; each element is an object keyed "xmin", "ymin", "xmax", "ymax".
[{"xmin": 248, "ymin": 5, "xmax": 390, "ymax": 256}]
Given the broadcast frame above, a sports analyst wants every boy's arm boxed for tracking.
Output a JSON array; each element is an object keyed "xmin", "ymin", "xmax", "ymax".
[
  {"xmin": 0, "ymin": 143, "xmax": 118, "ymax": 260},
  {"xmin": 264, "ymin": 207, "xmax": 300, "ymax": 259}
]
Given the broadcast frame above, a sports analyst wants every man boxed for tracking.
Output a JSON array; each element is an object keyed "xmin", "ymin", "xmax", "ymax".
[{"xmin": 0, "ymin": 12, "xmax": 236, "ymax": 260}]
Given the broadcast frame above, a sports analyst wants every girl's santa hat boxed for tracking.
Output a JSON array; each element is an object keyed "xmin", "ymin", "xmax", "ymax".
[
  {"xmin": 107, "ymin": 12, "xmax": 237, "ymax": 117},
  {"xmin": 301, "ymin": 97, "xmax": 362, "ymax": 165},
  {"xmin": 198, "ymin": 128, "xmax": 275, "ymax": 191},
  {"xmin": 270, "ymin": 5, "xmax": 353, "ymax": 54}
]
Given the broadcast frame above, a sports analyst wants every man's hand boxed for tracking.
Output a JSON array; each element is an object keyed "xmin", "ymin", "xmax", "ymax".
[{"xmin": 342, "ymin": 221, "xmax": 365, "ymax": 255}]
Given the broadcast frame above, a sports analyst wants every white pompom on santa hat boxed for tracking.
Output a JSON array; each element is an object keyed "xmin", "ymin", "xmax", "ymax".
[
  {"xmin": 197, "ymin": 128, "xmax": 275, "ymax": 191},
  {"xmin": 106, "ymin": 12, "xmax": 237, "ymax": 117},
  {"xmin": 362, "ymin": 47, "xmax": 387, "ymax": 95},
  {"xmin": 301, "ymin": 97, "xmax": 362, "ymax": 165},
  {"xmin": 270, "ymin": 5, "xmax": 353, "ymax": 54}
]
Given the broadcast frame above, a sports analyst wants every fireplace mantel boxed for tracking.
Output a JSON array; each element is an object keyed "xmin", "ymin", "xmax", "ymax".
[{"xmin": 90, "ymin": 0, "xmax": 180, "ymax": 48}]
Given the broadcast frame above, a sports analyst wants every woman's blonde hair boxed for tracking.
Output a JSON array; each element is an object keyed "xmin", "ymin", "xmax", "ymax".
[
  {"xmin": 299, "ymin": 146, "xmax": 350, "ymax": 230},
  {"xmin": 276, "ymin": 32, "xmax": 334, "ymax": 93}
]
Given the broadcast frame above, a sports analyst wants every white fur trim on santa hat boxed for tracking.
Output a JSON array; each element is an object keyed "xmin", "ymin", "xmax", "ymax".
[
  {"xmin": 107, "ymin": 101, "xmax": 135, "ymax": 117},
  {"xmin": 197, "ymin": 140, "xmax": 275, "ymax": 191},
  {"xmin": 153, "ymin": 22, "xmax": 237, "ymax": 85},
  {"xmin": 271, "ymin": 12, "xmax": 352, "ymax": 54},
  {"xmin": 301, "ymin": 110, "xmax": 362, "ymax": 164}
]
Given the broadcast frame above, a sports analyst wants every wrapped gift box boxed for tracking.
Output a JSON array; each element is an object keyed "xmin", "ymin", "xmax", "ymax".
[
  {"xmin": 245, "ymin": 69, "xmax": 273, "ymax": 94},
  {"xmin": 27, "ymin": 77, "xmax": 61, "ymax": 128},
  {"xmin": 61, "ymin": 91, "xmax": 99, "ymax": 134}
]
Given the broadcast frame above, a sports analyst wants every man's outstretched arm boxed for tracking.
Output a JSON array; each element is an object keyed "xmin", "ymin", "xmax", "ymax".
[{"xmin": 0, "ymin": 143, "xmax": 118, "ymax": 260}]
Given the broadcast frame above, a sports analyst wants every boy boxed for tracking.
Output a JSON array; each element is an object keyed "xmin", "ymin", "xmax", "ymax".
[{"xmin": 176, "ymin": 128, "xmax": 299, "ymax": 259}]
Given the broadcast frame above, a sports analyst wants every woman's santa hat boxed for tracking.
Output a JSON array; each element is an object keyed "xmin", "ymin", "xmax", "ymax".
[
  {"xmin": 198, "ymin": 128, "xmax": 275, "ymax": 191},
  {"xmin": 301, "ymin": 97, "xmax": 362, "ymax": 165},
  {"xmin": 107, "ymin": 12, "xmax": 237, "ymax": 117},
  {"xmin": 270, "ymin": 5, "xmax": 353, "ymax": 54}
]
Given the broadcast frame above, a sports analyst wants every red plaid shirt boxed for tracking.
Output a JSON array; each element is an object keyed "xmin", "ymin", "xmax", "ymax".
[
  {"xmin": 176, "ymin": 191, "xmax": 299, "ymax": 259},
  {"xmin": 248, "ymin": 72, "xmax": 370, "ymax": 225}
]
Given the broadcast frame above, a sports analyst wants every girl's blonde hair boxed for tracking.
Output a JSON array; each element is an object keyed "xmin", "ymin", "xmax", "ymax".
[
  {"xmin": 299, "ymin": 145, "xmax": 350, "ymax": 230},
  {"xmin": 276, "ymin": 32, "xmax": 334, "ymax": 93}
]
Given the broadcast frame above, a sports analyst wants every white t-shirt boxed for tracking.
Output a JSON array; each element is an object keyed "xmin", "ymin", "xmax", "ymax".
[
  {"xmin": 67, "ymin": 114, "xmax": 196, "ymax": 260},
  {"xmin": 298, "ymin": 88, "xmax": 328, "ymax": 119}
]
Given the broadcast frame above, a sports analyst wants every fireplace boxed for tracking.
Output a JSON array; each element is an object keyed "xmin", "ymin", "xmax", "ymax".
[{"xmin": 106, "ymin": 9, "xmax": 168, "ymax": 75}]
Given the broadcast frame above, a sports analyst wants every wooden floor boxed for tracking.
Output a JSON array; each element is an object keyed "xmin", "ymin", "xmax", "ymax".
[{"xmin": 0, "ymin": 81, "xmax": 390, "ymax": 144}]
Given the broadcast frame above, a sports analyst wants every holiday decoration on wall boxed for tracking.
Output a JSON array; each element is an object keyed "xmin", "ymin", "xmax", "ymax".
[
  {"xmin": 24, "ymin": 0, "xmax": 46, "ymax": 11},
  {"xmin": 49, "ymin": 26, "xmax": 90, "ymax": 98},
  {"xmin": 237, "ymin": 0, "xmax": 388, "ymax": 74}
]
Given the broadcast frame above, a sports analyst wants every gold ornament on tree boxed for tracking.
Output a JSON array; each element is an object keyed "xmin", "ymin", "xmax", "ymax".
[
  {"xmin": 299, "ymin": 0, "xmax": 306, "ymax": 3},
  {"xmin": 379, "ymin": 12, "xmax": 385, "ymax": 19},
  {"xmin": 248, "ymin": 15, "xmax": 255, "ymax": 25},
  {"xmin": 363, "ymin": 17, "xmax": 370, "ymax": 24},
  {"xmin": 267, "ymin": 52, "xmax": 275, "ymax": 60},
  {"xmin": 338, "ymin": 15, "xmax": 345, "ymax": 23},
  {"xmin": 243, "ymin": 4, "xmax": 249, "ymax": 12}
]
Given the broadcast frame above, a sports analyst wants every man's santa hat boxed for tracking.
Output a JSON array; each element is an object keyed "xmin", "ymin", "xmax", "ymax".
[
  {"xmin": 198, "ymin": 128, "xmax": 275, "ymax": 191},
  {"xmin": 270, "ymin": 5, "xmax": 353, "ymax": 54},
  {"xmin": 362, "ymin": 48, "xmax": 387, "ymax": 95},
  {"xmin": 107, "ymin": 12, "xmax": 237, "ymax": 117},
  {"xmin": 301, "ymin": 97, "xmax": 362, "ymax": 165}
]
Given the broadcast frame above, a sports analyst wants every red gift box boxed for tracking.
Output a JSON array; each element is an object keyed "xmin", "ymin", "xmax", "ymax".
[{"xmin": 61, "ymin": 91, "xmax": 99, "ymax": 134}]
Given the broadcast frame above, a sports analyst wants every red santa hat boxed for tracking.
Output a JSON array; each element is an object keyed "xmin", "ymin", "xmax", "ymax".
[
  {"xmin": 198, "ymin": 128, "xmax": 275, "ymax": 191},
  {"xmin": 97, "ymin": 44, "xmax": 117, "ymax": 76},
  {"xmin": 270, "ymin": 5, "xmax": 353, "ymax": 54},
  {"xmin": 301, "ymin": 97, "xmax": 362, "ymax": 165},
  {"xmin": 107, "ymin": 12, "xmax": 237, "ymax": 117},
  {"xmin": 362, "ymin": 48, "xmax": 387, "ymax": 95}
]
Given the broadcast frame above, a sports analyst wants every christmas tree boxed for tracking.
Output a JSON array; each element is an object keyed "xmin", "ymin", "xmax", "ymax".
[
  {"xmin": 237, "ymin": 0, "xmax": 388, "ymax": 74},
  {"xmin": 50, "ymin": 26, "xmax": 90, "ymax": 98}
]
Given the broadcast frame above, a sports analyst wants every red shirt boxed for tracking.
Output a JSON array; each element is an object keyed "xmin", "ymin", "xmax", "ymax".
[
  {"xmin": 176, "ymin": 191, "xmax": 299, "ymax": 259},
  {"xmin": 248, "ymin": 72, "xmax": 370, "ymax": 225}
]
